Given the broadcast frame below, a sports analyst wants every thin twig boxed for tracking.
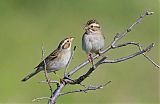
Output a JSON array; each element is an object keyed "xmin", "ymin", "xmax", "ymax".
[
  {"xmin": 39, "ymin": 80, "xmax": 60, "ymax": 85},
  {"xmin": 46, "ymin": 11, "xmax": 158, "ymax": 104},
  {"xmin": 111, "ymin": 11, "xmax": 154, "ymax": 46},
  {"xmin": 42, "ymin": 43, "xmax": 53, "ymax": 95},
  {"xmin": 48, "ymin": 83, "xmax": 65, "ymax": 104},
  {"xmin": 71, "ymin": 57, "xmax": 107, "ymax": 84},
  {"xmin": 71, "ymin": 43, "xmax": 154, "ymax": 85},
  {"xmin": 32, "ymin": 97, "xmax": 51, "ymax": 102},
  {"xmin": 102, "ymin": 43, "xmax": 154, "ymax": 63},
  {"xmin": 137, "ymin": 44, "xmax": 160, "ymax": 68},
  {"xmin": 59, "ymin": 81, "xmax": 111, "ymax": 96},
  {"xmin": 67, "ymin": 11, "xmax": 156, "ymax": 77},
  {"xmin": 111, "ymin": 42, "xmax": 159, "ymax": 68}
]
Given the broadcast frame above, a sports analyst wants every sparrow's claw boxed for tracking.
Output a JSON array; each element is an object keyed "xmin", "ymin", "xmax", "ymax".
[
  {"xmin": 64, "ymin": 76, "xmax": 74, "ymax": 82},
  {"xmin": 60, "ymin": 76, "xmax": 75, "ymax": 84},
  {"xmin": 88, "ymin": 53, "xmax": 94, "ymax": 66}
]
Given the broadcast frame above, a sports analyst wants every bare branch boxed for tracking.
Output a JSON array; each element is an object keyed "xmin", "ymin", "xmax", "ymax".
[
  {"xmin": 102, "ymin": 43, "xmax": 154, "ymax": 63},
  {"xmin": 70, "ymin": 57, "xmax": 107, "ymax": 84},
  {"xmin": 67, "ymin": 10, "xmax": 156, "ymax": 77},
  {"xmin": 32, "ymin": 97, "xmax": 51, "ymax": 102},
  {"xmin": 111, "ymin": 42, "xmax": 159, "ymax": 68},
  {"xmin": 32, "ymin": 11, "xmax": 158, "ymax": 104},
  {"xmin": 39, "ymin": 80, "xmax": 60, "ymax": 85},
  {"xmin": 142, "ymin": 54, "xmax": 160, "ymax": 68},
  {"xmin": 59, "ymin": 81, "xmax": 111, "ymax": 96},
  {"xmin": 48, "ymin": 84, "xmax": 65, "ymax": 104},
  {"xmin": 111, "ymin": 11, "xmax": 154, "ymax": 46},
  {"xmin": 42, "ymin": 43, "xmax": 53, "ymax": 95},
  {"xmin": 137, "ymin": 44, "xmax": 160, "ymax": 68},
  {"xmin": 70, "ymin": 43, "xmax": 154, "ymax": 85}
]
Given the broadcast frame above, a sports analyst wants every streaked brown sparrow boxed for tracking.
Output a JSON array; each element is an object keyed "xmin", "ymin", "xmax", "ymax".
[
  {"xmin": 82, "ymin": 19, "xmax": 105, "ymax": 63},
  {"xmin": 22, "ymin": 37, "xmax": 74, "ymax": 81}
]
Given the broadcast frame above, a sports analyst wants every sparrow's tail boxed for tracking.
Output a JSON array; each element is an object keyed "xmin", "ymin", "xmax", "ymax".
[{"xmin": 21, "ymin": 69, "xmax": 41, "ymax": 82}]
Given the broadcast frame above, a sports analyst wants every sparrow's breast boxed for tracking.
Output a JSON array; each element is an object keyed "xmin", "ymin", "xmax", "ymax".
[{"xmin": 48, "ymin": 49, "xmax": 71, "ymax": 72}]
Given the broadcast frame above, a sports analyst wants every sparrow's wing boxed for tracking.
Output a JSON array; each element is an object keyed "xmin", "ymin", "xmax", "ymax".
[{"xmin": 35, "ymin": 49, "xmax": 59, "ymax": 69}]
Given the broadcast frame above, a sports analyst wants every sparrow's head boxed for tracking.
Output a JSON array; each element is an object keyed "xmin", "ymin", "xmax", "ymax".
[
  {"xmin": 84, "ymin": 19, "xmax": 101, "ymax": 33},
  {"xmin": 58, "ymin": 37, "xmax": 74, "ymax": 50}
]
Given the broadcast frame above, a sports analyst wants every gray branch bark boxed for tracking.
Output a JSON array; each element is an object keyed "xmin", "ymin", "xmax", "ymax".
[{"xmin": 45, "ymin": 11, "xmax": 158, "ymax": 104}]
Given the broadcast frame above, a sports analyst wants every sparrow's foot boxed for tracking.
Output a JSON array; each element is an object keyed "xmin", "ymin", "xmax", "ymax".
[
  {"xmin": 88, "ymin": 53, "xmax": 94, "ymax": 66},
  {"xmin": 96, "ymin": 50, "xmax": 107, "ymax": 59},
  {"xmin": 60, "ymin": 76, "xmax": 74, "ymax": 84}
]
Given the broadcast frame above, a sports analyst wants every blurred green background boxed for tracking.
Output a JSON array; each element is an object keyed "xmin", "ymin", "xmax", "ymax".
[{"xmin": 0, "ymin": 0, "xmax": 159, "ymax": 104}]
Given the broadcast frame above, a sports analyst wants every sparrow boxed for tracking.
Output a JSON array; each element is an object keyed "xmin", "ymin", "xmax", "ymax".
[
  {"xmin": 82, "ymin": 19, "xmax": 105, "ymax": 63},
  {"xmin": 22, "ymin": 37, "xmax": 74, "ymax": 81}
]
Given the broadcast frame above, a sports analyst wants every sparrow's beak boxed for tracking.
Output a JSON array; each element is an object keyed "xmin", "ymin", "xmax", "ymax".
[{"xmin": 70, "ymin": 37, "xmax": 75, "ymax": 41}]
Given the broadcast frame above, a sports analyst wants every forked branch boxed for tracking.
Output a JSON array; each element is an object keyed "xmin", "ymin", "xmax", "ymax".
[{"xmin": 33, "ymin": 10, "xmax": 159, "ymax": 104}]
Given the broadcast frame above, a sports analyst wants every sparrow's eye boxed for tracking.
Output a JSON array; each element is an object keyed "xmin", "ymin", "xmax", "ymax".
[
  {"xmin": 91, "ymin": 25, "xmax": 93, "ymax": 28},
  {"xmin": 67, "ymin": 40, "xmax": 69, "ymax": 42}
]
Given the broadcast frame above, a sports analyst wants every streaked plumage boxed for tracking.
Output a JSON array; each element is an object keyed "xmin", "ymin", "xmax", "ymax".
[
  {"xmin": 82, "ymin": 19, "xmax": 105, "ymax": 59},
  {"xmin": 22, "ymin": 37, "xmax": 74, "ymax": 81}
]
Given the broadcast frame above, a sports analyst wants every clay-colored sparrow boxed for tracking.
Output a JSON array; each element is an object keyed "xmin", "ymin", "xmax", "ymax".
[
  {"xmin": 82, "ymin": 19, "xmax": 105, "ymax": 63},
  {"xmin": 22, "ymin": 37, "xmax": 74, "ymax": 81}
]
